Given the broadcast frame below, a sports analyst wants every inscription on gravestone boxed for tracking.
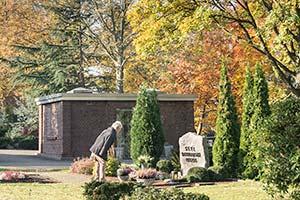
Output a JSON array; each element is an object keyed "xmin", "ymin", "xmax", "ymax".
[{"xmin": 179, "ymin": 132, "xmax": 209, "ymax": 176}]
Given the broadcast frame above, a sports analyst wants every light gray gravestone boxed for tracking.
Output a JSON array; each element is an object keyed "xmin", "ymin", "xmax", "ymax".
[{"xmin": 179, "ymin": 132, "xmax": 209, "ymax": 176}]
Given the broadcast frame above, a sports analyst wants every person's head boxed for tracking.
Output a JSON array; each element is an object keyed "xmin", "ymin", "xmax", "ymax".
[{"xmin": 112, "ymin": 121, "xmax": 123, "ymax": 133}]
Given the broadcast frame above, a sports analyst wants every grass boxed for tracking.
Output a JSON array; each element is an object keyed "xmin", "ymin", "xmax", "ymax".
[
  {"xmin": 0, "ymin": 169, "xmax": 87, "ymax": 200},
  {"xmin": 0, "ymin": 169, "xmax": 270, "ymax": 200},
  {"xmin": 184, "ymin": 180, "xmax": 269, "ymax": 200},
  {"xmin": 0, "ymin": 183, "xmax": 85, "ymax": 200}
]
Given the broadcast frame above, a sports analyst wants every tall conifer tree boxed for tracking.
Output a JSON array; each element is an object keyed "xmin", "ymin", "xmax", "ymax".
[
  {"xmin": 244, "ymin": 64, "xmax": 270, "ymax": 179},
  {"xmin": 213, "ymin": 65, "xmax": 240, "ymax": 177},
  {"xmin": 10, "ymin": 0, "xmax": 100, "ymax": 95},
  {"xmin": 129, "ymin": 87, "xmax": 165, "ymax": 166},
  {"xmin": 239, "ymin": 66, "xmax": 254, "ymax": 174}
]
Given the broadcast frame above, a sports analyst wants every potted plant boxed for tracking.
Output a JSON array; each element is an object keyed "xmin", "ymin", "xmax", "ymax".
[
  {"xmin": 137, "ymin": 155, "xmax": 153, "ymax": 169},
  {"xmin": 117, "ymin": 167, "xmax": 134, "ymax": 182},
  {"xmin": 135, "ymin": 168, "xmax": 157, "ymax": 186}
]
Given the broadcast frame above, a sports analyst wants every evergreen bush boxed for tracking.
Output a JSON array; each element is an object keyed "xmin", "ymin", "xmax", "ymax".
[
  {"xmin": 83, "ymin": 180, "xmax": 140, "ymax": 200},
  {"xmin": 207, "ymin": 166, "xmax": 226, "ymax": 181},
  {"xmin": 239, "ymin": 66, "xmax": 254, "ymax": 174},
  {"xmin": 260, "ymin": 98, "xmax": 300, "ymax": 200},
  {"xmin": 105, "ymin": 157, "xmax": 120, "ymax": 177},
  {"xmin": 127, "ymin": 187, "xmax": 210, "ymax": 200},
  {"xmin": 212, "ymin": 65, "xmax": 240, "ymax": 177},
  {"xmin": 156, "ymin": 159, "xmax": 173, "ymax": 173},
  {"xmin": 16, "ymin": 135, "xmax": 38, "ymax": 150},
  {"xmin": 186, "ymin": 167, "xmax": 209, "ymax": 182},
  {"xmin": 245, "ymin": 64, "xmax": 270, "ymax": 179},
  {"xmin": 130, "ymin": 87, "xmax": 165, "ymax": 166}
]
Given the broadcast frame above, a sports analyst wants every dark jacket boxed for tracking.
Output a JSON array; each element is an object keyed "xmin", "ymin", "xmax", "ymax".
[{"xmin": 89, "ymin": 127, "xmax": 116, "ymax": 161}]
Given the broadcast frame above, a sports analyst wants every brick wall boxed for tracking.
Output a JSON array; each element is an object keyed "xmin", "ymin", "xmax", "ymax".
[{"xmin": 40, "ymin": 100, "xmax": 195, "ymax": 159}]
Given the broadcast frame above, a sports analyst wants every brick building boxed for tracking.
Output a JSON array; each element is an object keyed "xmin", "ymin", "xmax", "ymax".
[{"xmin": 35, "ymin": 89, "xmax": 197, "ymax": 160}]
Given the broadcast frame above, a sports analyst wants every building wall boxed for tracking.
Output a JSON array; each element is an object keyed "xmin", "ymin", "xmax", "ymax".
[
  {"xmin": 40, "ymin": 100, "xmax": 195, "ymax": 159},
  {"xmin": 41, "ymin": 102, "xmax": 64, "ymax": 159}
]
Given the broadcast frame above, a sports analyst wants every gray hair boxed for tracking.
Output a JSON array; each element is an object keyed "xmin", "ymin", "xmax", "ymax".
[{"xmin": 112, "ymin": 121, "xmax": 123, "ymax": 130}]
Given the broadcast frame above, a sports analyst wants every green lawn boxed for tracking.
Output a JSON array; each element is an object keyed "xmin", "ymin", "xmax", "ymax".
[
  {"xmin": 0, "ymin": 183, "xmax": 85, "ymax": 200},
  {"xmin": 185, "ymin": 180, "xmax": 269, "ymax": 200},
  {"xmin": 0, "ymin": 170, "xmax": 269, "ymax": 200}
]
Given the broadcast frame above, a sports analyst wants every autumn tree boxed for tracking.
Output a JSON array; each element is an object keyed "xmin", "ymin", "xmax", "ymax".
[
  {"xmin": 129, "ymin": 0, "xmax": 300, "ymax": 97},
  {"xmin": 205, "ymin": 0, "xmax": 300, "ymax": 97},
  {"xmin": 8, "ymin": 0, "xmax": 102, "ymax": 95},
  {"xmin": 86, "ymin": 0, "xmax": 136, "ymax": 93},
  {"xmin": 0, "ymin": 0, "xmax": 50, "ymax": 109},
  {"xmin": 127, "ymin": 0, "xmax": 272, "ymax": 130},
  {"xmin": 213, "ymin": 65, "xmax": 240, "ymax": 177}
]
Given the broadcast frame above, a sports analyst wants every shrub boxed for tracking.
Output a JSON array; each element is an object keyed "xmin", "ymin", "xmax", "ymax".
[
  {"xmin": 0, "ymin": 135, "xmax": 38, "ymax": 150},
  {"xmin": 16, "ymin": 135, "xmax": 38, "ymax": 150},
  {"xmin": 0, "ymin": 137, "xmax": 11, "ymax": 149},
  {"xmin": 186, "ymin": 167, "xmax": 209, "ymax": 182},
  {"xmin": 213, "ymin": 65, "xmax": 240, "ymax": 178},
  {"xmin": 239, "ymin": 66, "xmax": 254, "ymax": 175},
  {"xmin": 156, "ymin": 159, "xmax": 173, "ymax": 173},
  {"xmin": 130, "ymin": 87, "xmax": 165, "ymax": 166},
  {"xmin": 137, "ymin": 155, "xmax": 153, "ymax": 169},
  {"xmin": 83, "ymin": 180, "xmax": 142, "ymax": 200},
  {"xmin": 245, "ymin": 64, "xmax": 271, "ymax": 179},
  {"xmin": 126, "ymin": 187, "xmax": 209, "ymax": 200},
  {"xmin": 70, "ymin": 157, "xmax": 94, "ymax": 175},
  {"xmin": 0, "ymin": 124, "xmax": 9, "ymax": 138},
  {"xmin": 135, "ymin": 168, "xmax": 157, "ymax": 179},
  {"xmin": 207, "ymin": 166, "xmax": 226, "ymax": 181},
  {"xmin": 170, "ymin": 150, "xmax": 181, "ymax": 171},
  {"xmin": 259, "ymin": 98, "xmax": 300, "ymax": 200},
  {"xmin": 105, "ymin": 157, "xmax": 120, "ymax": 177}
]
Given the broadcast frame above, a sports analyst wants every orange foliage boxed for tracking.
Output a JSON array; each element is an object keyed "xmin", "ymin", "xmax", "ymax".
[{"xmin": 155, "ymin": 28, "xmax": 267, "ymax": 132}]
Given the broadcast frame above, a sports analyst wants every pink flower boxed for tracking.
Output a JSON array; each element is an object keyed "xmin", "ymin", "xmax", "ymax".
[{"xmin": 0, "ymin": 171, "xmax": 28, "ymax": 181}]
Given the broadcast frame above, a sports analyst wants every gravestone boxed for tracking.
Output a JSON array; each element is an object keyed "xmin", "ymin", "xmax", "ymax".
[{"xmin": 179, "ymin": 132, "xmax": 209, "ymax": 176}]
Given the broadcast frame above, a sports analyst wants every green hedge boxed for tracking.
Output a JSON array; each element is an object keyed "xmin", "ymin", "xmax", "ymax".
[{"xmin": 127, "ymin": 187, "xmax": 209, "ymax": 200}]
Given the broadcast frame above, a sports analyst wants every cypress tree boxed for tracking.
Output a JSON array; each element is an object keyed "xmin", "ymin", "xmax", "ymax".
[
  {"xmin": 129, "ymin": 87, "xmax": 165, "ymax": 166},
  {"xmin": 212, "ymin": 65, "xmax": 240, "ymax": 177},
  {"xmin": 244, "ymin": 64, "xmax": 270, "ymax": 179},
  {"xmin": 239, "ymin": 66, "xmax": 254, "ymax": 174}
]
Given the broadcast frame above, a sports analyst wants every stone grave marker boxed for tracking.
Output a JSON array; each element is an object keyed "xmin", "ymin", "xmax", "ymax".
[{"xmin": 179, "ymin": 132, "xmax": 209, "ymax": 176}]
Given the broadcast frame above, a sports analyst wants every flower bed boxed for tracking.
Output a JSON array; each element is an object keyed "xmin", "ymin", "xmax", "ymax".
[{"xmin": 0, "ymin": 171, "xmax": 28, "ymax": 182}]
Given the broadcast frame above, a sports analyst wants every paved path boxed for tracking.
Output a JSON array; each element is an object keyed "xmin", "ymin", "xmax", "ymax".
[{"xmin": 0, "ymin": 150, "xmax": 72, "ymax": 171}]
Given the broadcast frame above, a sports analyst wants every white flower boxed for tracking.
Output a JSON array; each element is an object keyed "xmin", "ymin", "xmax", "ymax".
[
  {"xmin": 18, "ymin": 174, "xmax": 26, "ymax": 179},
  {"xmin": 0, "ymin": 173, "xmax": 5, "ymax": 180}
]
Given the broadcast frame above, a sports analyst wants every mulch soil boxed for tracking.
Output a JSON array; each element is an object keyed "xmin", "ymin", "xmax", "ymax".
[{"xmin": 0, "ymin": 174, "xmax": 59, "ymax": 184}]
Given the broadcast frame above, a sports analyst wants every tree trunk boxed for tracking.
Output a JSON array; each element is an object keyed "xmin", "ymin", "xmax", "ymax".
[{"xmin": 116, "ymin": 57, "xmax": 124, "ymax": 94}]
